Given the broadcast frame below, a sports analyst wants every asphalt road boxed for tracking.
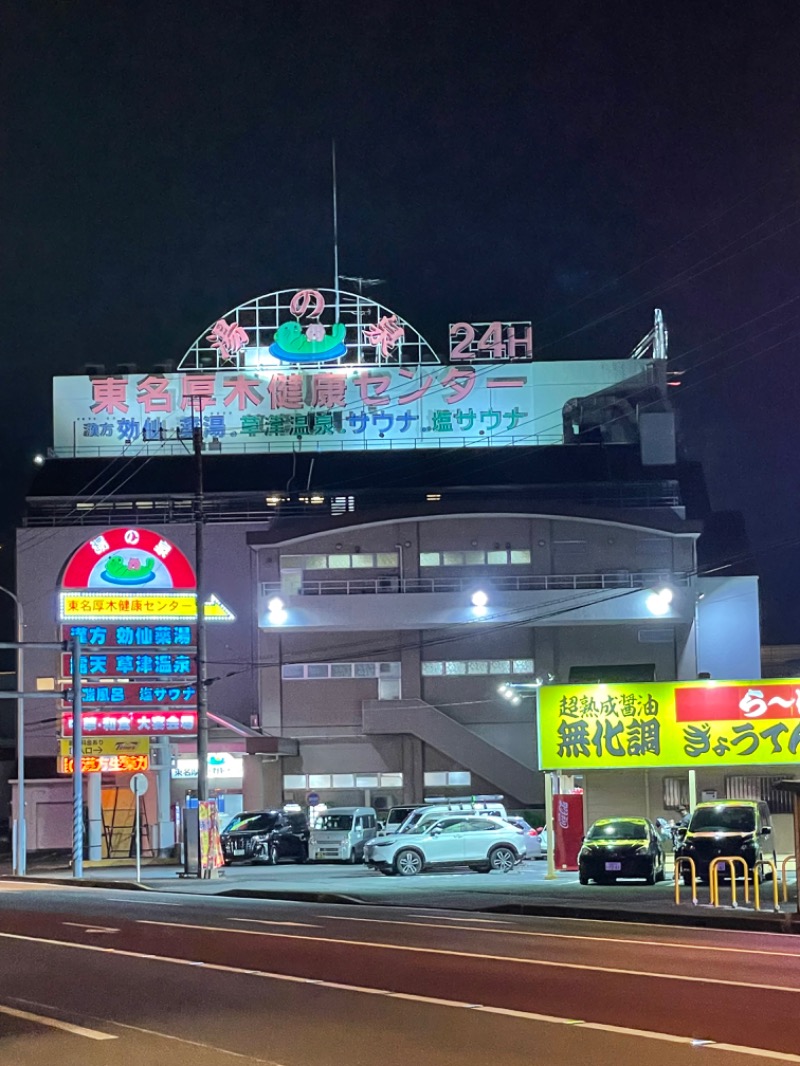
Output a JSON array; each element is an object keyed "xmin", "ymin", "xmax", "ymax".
[{"xmin": 0, "ymin": 880, "xmax": 798, "ymax": 1065}]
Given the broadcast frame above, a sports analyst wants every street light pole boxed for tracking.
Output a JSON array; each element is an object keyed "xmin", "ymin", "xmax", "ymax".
[
  {"xmin": 193, "ymin": 412, "xmax": 209, "ymax": 809},
  {"xmin": 0, "ymin": 586, "xmax": 25, "ymax": 876}
]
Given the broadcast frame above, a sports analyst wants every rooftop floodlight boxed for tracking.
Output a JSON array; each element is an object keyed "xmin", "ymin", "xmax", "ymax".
[
  {"xmin": 471, "ymin": 589, "xmax": 489, "ymax": 608},
  {"xmin": 646, "ymin": 591, "xmax": 670, "ymax": 616},
  {"xmin": 33, "ymin": 454, "xmax": 45, "ymax": 466}
]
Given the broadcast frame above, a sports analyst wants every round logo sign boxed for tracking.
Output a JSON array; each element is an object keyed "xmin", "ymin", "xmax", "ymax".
[{"xmin": 306, "ymin": 792, "xmax": 320, "ymax": 806}]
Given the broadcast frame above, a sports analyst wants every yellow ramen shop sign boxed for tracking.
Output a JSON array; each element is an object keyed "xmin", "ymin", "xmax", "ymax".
[{"xmin": 538, "ymin": 679, "xmax": 800, "ymax": 771}]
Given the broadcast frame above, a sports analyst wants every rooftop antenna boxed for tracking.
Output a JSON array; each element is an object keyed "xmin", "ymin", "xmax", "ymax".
[
  {"xmin": 332, "ymin": 140, "xmax": 340, "ymax": 321},
  {"xmin": 339, "ymin": 275, "xmax": 385, "ymax": 296}
]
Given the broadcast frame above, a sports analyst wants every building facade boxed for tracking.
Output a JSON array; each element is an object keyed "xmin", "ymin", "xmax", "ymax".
[{"xmin": 12, "ymin": 288, "xmax": 765, "ymax": 853}]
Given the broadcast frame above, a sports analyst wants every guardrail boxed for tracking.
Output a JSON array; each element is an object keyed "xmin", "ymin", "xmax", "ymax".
[
  {"xmin": 781, "ymin": 854, "xmax": 796, "ymax": 903},
  {"xmin": 260, "ymin": 571, "xmax": 690, "ymax": 598},
  {"xmin": 710, "ymin": 856, "xmax": 750, "ymax": 908},
  {"xmin": 674, "ymin": 856, "xmax": 698, "ymax": 905}
]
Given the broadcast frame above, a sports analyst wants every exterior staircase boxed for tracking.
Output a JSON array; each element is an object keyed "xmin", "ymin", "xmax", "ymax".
[{"xmin": 362, "ymin": 698, "xmax": 536, "ymax": 803}]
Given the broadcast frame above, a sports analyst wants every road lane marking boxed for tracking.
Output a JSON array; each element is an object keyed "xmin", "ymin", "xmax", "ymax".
[
  {"xmin": 62, "ymin": 922, "xmax": 119, "ymax": 934},
  {"xmin": 0, "ymin": 1001, "xmax": 117, "ymax": 1040},
  {"xmin": 229, "ymin": 918, "xmax": 320, "ymax": 928},
  {"xmin": 315, "ymin": 913, "xmax": 800, "ymax": 960},
  {"xmin": 135, "ymin": 919, "xmax": 800, "ymax": 992},
  {"xmin": 405, "ymin": 914, "xmax": 513, "ymax": 924},
  {"xmin": 104, "ymin": 897, "xmax": 182, "ymax": 906},
  {"xmin": 7, "ymin": 997, "xmax": 286, "ymax": 1064},
  {"xmin": 0, "ymin": 931, "xmax": 797, "ymax": 1061}
]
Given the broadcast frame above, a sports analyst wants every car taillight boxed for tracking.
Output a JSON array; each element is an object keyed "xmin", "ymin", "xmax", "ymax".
[{"xmin": 528, "ymin": 830, "xmax": 537, "ymax": 836}]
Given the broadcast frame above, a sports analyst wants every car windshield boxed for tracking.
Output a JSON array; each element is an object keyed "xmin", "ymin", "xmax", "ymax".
[
  {"xmin": 689, "ymin": 806, "xmax": 756, "ymax": 833},
  {"xmin": 314, "ymin": 814, "xmax": 353, "ymax": 831},
  {"xmin": 224, "ymin": 813, "xmax": 278, "ymax": 833},
  {"xmin": 586, "ymin": 820, "xmax": 648, "ymax": 840}
]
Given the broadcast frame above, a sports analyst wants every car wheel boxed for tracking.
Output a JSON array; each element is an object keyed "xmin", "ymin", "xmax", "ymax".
[
  {"xmin": 645, "ymin": 861, "xmax": 657, "ymax": 885},
  {"xmin": 579, "ymin": 871, "xmax": 589, "ymax": 885},
  {"xmin": 488, "ymin": 846, "xmax": 517, "ymax": 873},
  {"xmin": 656, "ymin": 862, "xmax": 666, "ymax": 883},
  {"xmin": 347, "ymin": 849, "xmax": 359, "ymax": 864},
  {"xmin": 394, "ymin": 849, "xmax": 423, "ymax": 877},
  {"xmin": 295, "ymin": 847, "xmax": 308, "ymax": 865},
  {"xmin": 265, "ymin": 843, "xmax": 279, "ymax": 866}
]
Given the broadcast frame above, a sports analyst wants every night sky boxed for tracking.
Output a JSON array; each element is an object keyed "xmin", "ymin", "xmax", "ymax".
[{"xmin": 3, "ymin": 3, "xmax": 800, "ymax": 640}]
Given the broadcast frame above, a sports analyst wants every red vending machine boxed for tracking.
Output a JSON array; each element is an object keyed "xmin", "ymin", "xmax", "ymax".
[{"xmin": 553, "ymin": 792, "xmax": 584, "ymax": 871}]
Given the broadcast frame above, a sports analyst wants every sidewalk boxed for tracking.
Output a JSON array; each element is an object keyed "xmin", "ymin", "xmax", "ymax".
[{"xmin": 9, "ymin": 858, "xmax": 800, "ymax": 933}]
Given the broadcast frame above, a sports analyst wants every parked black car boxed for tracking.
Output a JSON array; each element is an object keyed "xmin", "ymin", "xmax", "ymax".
[
  {"xmin": 578, "ymin": 817, "xmax": 666, "ymax": 885},
  {"xmin": 674, "ymin": 800, "xmax": 776, "ymax": 884},
  {"xmin": 220, "ymin": 809, "xmax": 309, "ymax": 865}
]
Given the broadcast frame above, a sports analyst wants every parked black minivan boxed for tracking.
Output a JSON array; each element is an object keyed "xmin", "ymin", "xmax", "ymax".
[
  {"xmin": 220, "ymin": 808, "xmax": 310, "ymax": 865},
  {"xmin": 675, "ymin": 800, "xmax": 776, "ymax": 884}
]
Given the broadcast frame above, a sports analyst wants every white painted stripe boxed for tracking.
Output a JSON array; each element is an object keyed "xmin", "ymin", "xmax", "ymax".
[
  {"xmin": 105, "ymin": 898, "xmax": 182, "ymax": 906},
  {"xmin": 405, "ymin": 914, "xmax": 512, "ymax": 924},
  {"xmin": 229, "ymin": 918, "xmax": 319, "ymax": 928},
  {"xmin": 9, "ymin": 997, "xmax": 285, "ymax": 1064},
  {"xmin": 62, "ymin": 922, "xmax": 119, "ymax": 934},
  {"xmin": 136, "ymin": 919, "xmax": 800, "ymax": 994},
  {"xmin": 319, "ymin": 913, "xmax": 800, "ymax": 960},
  {"xmin": 0, "ymin": 1001, "xmax": 117, "ymax": 1041},
  {"xmin": 0, "ymin": 930, "xmax": 796, "ymax": 1061}
]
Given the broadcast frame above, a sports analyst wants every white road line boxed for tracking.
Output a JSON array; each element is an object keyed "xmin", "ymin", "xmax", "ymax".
[
  {"xmin": 0, "ymin": 931, "xmax": 796, "ymax": 1061},
  {"xmin": 229, "ymin": 918, "xmax": 320, "ymax": 928},
  {"xmin": 0, "ymin": 1001, "xmax": 117, "ymax": 1041},
  {"xmin": 8, "ymin": 997, "xmax": 285, "ymax": 1064},
  {"xmin": 135, "ymin": 919, "xmax": 800, "ymax": 993},
  {"xmin": 104, "ymin": 897, "xmax": 182, "ymax": 906},
  {"xmin": 405, "ymin": 914, "xmax": 513, "ymax": 924},
  {"xmin": 316, "ymin": 913, "xmax": 800, "ymax": 960},
  {"xmin": 62, "ymin": 922, "xmax": 119, "ymax": 934}
]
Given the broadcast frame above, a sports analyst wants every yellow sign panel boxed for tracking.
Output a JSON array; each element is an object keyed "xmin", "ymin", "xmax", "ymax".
[
  {"xmin": 60, "ymin": 592, "xmax": 197, "ymax": 621},
  {"xmin": 538, "ymin": 678, "xmax": 800, "ymax": 771},
  {"xmin": 58, "ymin": 737, "xmax": 150, "ymax": 758}
]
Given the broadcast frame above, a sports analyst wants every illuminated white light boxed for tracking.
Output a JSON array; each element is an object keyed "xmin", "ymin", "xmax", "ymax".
[
  {"xmin": 267, "ymin": 597, "xmax": 285, "ymax": 614},
  {"xmin": 512, "ymin": 695, "xmax": 522, "ymax": 705},
  {"xmin": 471, "ymin": 590, "xmax": 489, "ymax": 608},
  {"xmin": 497, "ymin": 684, "xmax": 509, "ymax": 694},
  {"xmin": 657, "ymin": 587, "xmax": 674, "ymax": 604},
  {"xmin": 646, "ymin": 592, "xmax": 670, "ymax": 616},
  {"xmin": 33, "ymin": 454, "xmax": 45, "ymax": 466}
]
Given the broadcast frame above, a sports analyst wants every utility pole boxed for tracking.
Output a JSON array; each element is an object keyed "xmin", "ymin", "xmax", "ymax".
[
  {"xmin": 71, "ymin": 634, "xmax": 83, "ymax": 878},
  {"xmin": 193, "ymin": 405, "xmax": 209, "ymax": 809}
]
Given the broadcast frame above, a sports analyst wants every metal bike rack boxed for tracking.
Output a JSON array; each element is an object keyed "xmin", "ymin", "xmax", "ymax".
[
  {"xmin": 673, "ymin": 856, "xmax": 698, "ymax": 906},
  {"xmin": 709, "ymin": 855, "xmax": 750, "ymax": 908},
  {"xmin": 781, "ymin": 854, "xmax": 797, "ymax": 904},
  {"xmin": 753, "ymin": 858, "xmax": 781, "ymax": 913}
]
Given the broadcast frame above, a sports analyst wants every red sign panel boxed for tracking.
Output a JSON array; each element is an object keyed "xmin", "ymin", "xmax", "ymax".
[
  {"xmin": 675, "ymin": 683, "xmax": 800, "ymax": 723},
  {"xmin": 62, "ymin": 710, "xmax": 197, "ymax": 737},
  {"xmin": 61, "ymin": 528, "xmax": 196, "ymax": 590},
  {"xmin": 553, "ymin": 793, "xmax": 584, "ymax": 871}
]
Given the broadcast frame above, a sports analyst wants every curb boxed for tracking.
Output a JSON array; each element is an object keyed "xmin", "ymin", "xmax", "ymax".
[
  {"xmin": 218, "ymin": 889, "xmax": 366, "ymax": 905},
  {"xmin": 10, "ymin": 875, "xmax": 151, "ymax": 892},
  {"xmin": 486, "ymin": 901, "xmax": 796, "ymax": 933}
]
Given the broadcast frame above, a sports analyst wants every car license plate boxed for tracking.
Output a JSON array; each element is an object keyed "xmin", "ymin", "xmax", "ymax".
[
  {"xmin": 605, "ymin": 862, "xmax": 622, "ymax": 871},
  {"xmin": 233, "ymin": 843, "xmax": 244, "ymax": 854}
]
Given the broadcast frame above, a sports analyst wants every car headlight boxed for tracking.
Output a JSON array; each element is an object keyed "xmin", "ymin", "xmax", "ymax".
[{"xmin": 251, "ymin": 834, "xmax": 269, "ymax": 844}]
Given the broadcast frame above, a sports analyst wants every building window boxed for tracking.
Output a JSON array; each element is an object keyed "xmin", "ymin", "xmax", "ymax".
[
  {"xmin": 420, "ymin": 549, "xmax": 531, "ymax": 567},
  {"xmin": 280, "ymin": 552, "xmax": 398, "ymax": 571},
  {"xmin": 726, "ymin": 775, "xmax": 794, "ymax": 814},
  {"xmin": 424, "ymin": 771, "xmax": 472, "ymax": 787},
  {"xmin": 423, "ymin": 659, "xmax": 534, "ymax": 677},
  {"xmin": 282, "ymin": 661, "xmax": 400, "ymax": 680},
  {"xmin": 284, "ymin": 772, "xmax": 403, "ymax": 791},
  {"xmin": 662, "ymin": 776, "xmax": 689, "ymax": 810}
]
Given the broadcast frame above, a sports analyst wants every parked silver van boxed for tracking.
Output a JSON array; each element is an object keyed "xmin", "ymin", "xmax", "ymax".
[{"xmin": 308, "ymin": 807, "xmax": 379, "ymax": 863}]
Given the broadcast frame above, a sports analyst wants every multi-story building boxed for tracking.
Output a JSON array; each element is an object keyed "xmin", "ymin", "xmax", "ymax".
[{"xmin": 13, "ymin": 288, "xmax": 762, "ymax": 854}]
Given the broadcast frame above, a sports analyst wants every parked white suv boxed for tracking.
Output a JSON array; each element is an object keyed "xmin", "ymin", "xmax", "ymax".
[{"xmin": 365, "ymin": 814, "xmax": 525, "ymax": 876}]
